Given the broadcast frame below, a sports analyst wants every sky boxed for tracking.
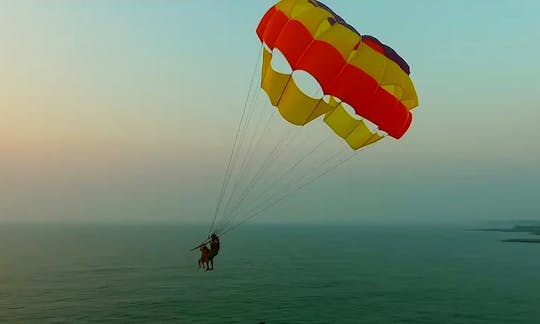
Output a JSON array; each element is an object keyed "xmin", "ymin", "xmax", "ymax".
[{"xmin": 1, "ymin": 0, "xmax": 539, "ymax": 225}]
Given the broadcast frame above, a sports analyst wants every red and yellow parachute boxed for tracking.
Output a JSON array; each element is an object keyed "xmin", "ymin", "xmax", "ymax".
[
  {"xmin": 207, "ymin": 0, "xmax": 420, "ymax": 236},
  {"xmin": 256, "ymin": 0, "xmax": 418, "ymax": 150}
]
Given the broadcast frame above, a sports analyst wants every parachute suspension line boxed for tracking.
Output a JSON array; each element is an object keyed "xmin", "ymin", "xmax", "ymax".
[
  {"xmin": 298, "ymin": 134, "xmax": 386, "ymax": 189},
  {"xmin": 230, "ymin": 132, "xmax": 333, "ymax": 221},
  {"xmin": 254, "ymin": 93, "xmax": 326, "ymax": 187},
  {"xmin": 223, "ymin": 144, "xmax": 349, "ymax": 232},
  {"xmin": 294, "ymin": 145, "xmax": 351, "ymax": 185},
  {"xmin": 223, "ymin": 116, "xmax": 276, "ymax": 225},
  {"xmin": 219, "ymin": 120, "xmax": 303, "ymax": 231},
  {"xmin": 217, "ymin": 89, "xmax": 263, "ymax": 223},
  {"xmin": 223, "ymin": 89, "xmax": 326, "ymax": 220},
  {"xmin": 217, "ymin": 101, "xmax": 282, "ymax": 232},
  {"xmin": 226, "ymin": 125, "xmax": 299, "ymax": 217},
  {"xmin": 208, "ymin": 45, "xmax": 262, "ymax": 236},
  {"xmin": 229, "ymin": 119, "xmax": 330, "ymax": 218},
  {"xmin": 234, "ymin": 91, "xmax": 263, "ymax": 177},
  {"xmin": 238, "ymin": 97, "xmax": 275, "ymax": 178},
  {"xmin": 233, "ymin": 78, "xmax": 264, "ymax": 168},
  {"xmin": 220, "ymin": 139, "xmax": 388, "ymax": 235},
  {"xmin": 260, "ymin": 138, "xmax": 382, "ymax": 215},
  {"xmin": 218, "ymin": 92, "xmax": 331, "ymax": 233},
  {"xmin": 250, "ymin": 93, "xmax": 328, "ymax": 197},
  {"xmin": 216, "ymin": 124, "xmax": 297, "ymax": 233},
  {"xmin": 221, "ymin": 94, "xmax": 271, "ymax": 216},
  {"xmin": 220, "ymin": 148, "xmax": 357, "ymax": 236},
  {"xmin": 298, "ymin": 149, "xmax": 356, "ymax": 190},
  {"xmin": 215, "ymin": 74, "xmax": 294, "ymax": 232}
]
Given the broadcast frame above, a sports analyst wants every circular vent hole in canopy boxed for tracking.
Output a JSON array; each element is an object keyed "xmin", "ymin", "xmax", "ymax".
[
  {"xmin": 292, "ymin": 70, "xmax": 324, "ymax": 99},
  {"xmin": 270, "ymin": 48, "xmax": 292, "ymax": 74},
  {"xmin": 341, "ymin": 101, "xmax": 362, "ymax": 121}
]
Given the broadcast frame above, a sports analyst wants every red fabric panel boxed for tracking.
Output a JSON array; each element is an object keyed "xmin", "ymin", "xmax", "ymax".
[
  {"xmin": 330, "ymin": 65, "xmax": 381, "ymax": 123},
  {"xmin": 370, "ymin": 89, "xmax": 410, "ymax": 138},
  {"xmin": 397, "ymin": 112, "xmax": 413, "ymax": 139},
  {"xmin": 296, "ymin": 41, "xmax": 345, "ymax": 93},
  {"xmin": 260, "ymin": 10, "xmax": 289, "ymax": 48},
  {"xmin": 256, "ymin": 6, "xmax": 276, "ymax": 41},
  {"xmin": 274, "ymin": 20, "xmax": 314, "ymax": 68}
]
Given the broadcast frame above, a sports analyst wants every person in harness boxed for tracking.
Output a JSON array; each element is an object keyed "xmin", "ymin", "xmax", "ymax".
[
  {"xmin": 206, "ymin": 233, "xmax": 220, "ymax": 271},
  {"xmin": 198, "ymin": 243, "xmax": 210, "ymax": 269}
]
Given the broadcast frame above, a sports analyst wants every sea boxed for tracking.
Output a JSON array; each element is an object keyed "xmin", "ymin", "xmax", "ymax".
[{"xmin": 1, "ymin": 223, "xmax": 539, "ymax": 323}]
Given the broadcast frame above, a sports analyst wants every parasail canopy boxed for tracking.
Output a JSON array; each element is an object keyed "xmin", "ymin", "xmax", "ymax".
[{"xmin": 256, "ymin": 0, "xmax": 418, "ymax": 149}]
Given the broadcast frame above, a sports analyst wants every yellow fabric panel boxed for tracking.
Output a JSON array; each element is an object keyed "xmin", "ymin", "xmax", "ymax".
[
  {"xmin": 316, "ymin": 24, "xmax": 361, "ymax": 59},
  {"xmin": 382, "ymin": 84, "xmax": 404, "ymax": 100},
  {"xmin": 261, "ymin": 50, "xmax": 291, "ymax": 107},
  {"xmin": 261, "ymin": 48, "xmax": 272, "ymax": 86},
  {"xmin": 403, "ymin": 96, "xmax": 419, "ymax": 110},
  {"xmin": 349, "ymin": 42, "xmax": 387, "ymax": 82},
  {"xmin": 292, "ymin": 7, "xmax": 333, "ymax": 36},
  {"xmin": 304, "ymin": 100, "xmax": 333, "ymax": 124},
  {"xmin": 403, "ymin": 81, "xmax": 419, "ymax": 110},
  {"xmin": 275, "ymin": 0, "xmax": 303, "ymax": 15},
  {"xmin": 349, "ymin": 42, "xmax": 418, "ymax": 110},
  {"xmin": 364, "ymin": 133, "xmax": 384, "ymax": 147},
  {"xmin": 324, "ymin": 104, "xmax": 384, "ymax": 150},
  {"xmin": 290, "ymin": 2, "xmax": 318, "ymax": 18},
  {"xmin": 327, "ymin": 96, "xmax": 340, "ymax": 107},
  {"xmin": 380, "ymin": 61, "xmax": 412, "ymax": 103},
  {"xmin": 314, "ymin": 18, "xmax": 333, "ymax": 37},
  {"xmin": 277, "ymin": 77, "xmax": 325, "ymax": 126},
  {"xmin": 324, "ymin": 104, "xmax": 361, "ymax": 138},
  {"xmin": 345, "ymin": 124, "xmax": 383, "ymax": 150}
]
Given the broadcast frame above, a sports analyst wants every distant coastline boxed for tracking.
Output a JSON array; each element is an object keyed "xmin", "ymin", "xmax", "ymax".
[
  {"xmin": 470, "ymin": 224, "xmax": 540, "ymax": 244},
  {"xmin": 501, "ymin": 238, "xmax": 540, "ymax": 243}
]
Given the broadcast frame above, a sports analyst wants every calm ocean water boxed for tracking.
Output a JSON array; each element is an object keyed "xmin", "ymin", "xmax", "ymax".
[{"xmin": 1, "ymin": 223, "xmax": 539, "ymax": 323}]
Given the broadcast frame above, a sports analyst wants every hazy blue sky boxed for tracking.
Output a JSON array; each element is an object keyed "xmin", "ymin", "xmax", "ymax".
[{"xmin": 1, "ymin": 0, "xmax": 539, "ymax": 225}]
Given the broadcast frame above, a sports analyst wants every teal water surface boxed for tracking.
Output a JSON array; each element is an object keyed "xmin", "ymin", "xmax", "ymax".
[{"xmin": 1, "ymin": 223, "xmax": 539, "ymax": 323}]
